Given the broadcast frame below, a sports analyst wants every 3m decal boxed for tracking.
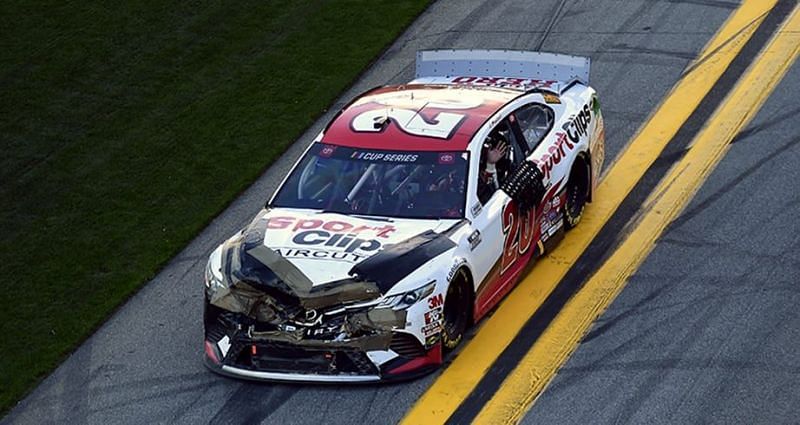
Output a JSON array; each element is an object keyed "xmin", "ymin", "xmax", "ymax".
[{"xmin": 428, "ymin": 294, "xmax": 444, "ymax": 309}]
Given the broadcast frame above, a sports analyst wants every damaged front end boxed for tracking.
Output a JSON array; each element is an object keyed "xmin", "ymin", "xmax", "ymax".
[{"xmin": 202, "ymin": 217, "xmax": 442, "ymax": 382}]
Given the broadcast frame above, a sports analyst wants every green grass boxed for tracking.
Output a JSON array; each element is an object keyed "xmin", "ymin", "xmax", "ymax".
[{"xmin": 0, "ymin": 0, "xmax": 429, "ymax": 413}]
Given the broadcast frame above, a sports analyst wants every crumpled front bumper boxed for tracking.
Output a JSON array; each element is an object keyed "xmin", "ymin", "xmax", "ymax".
[
  {"xmin": 204, "ymin": 344, "xmax": 384, "ymax": 383},
  {"xmin": 203, "ymin": 301, "xmax": 441, "ymax": 383},
  {"xmin": 216, "ymin": 365, "xmax": 383, "ymax": 382},
  {"xmin": 204, "ymin": 352, "xmax": 383, "ymax": 383}
]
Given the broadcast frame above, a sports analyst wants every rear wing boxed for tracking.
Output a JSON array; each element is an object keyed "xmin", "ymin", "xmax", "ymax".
[{"xmin": 415, "ymin": 49, "xmax": 591, "ymax": 88}]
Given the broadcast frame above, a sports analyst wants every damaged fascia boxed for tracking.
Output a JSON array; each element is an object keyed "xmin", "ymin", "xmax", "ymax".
[{"xmin": 207, "ymin": 217, "xmax": 405, "ymax": 349}]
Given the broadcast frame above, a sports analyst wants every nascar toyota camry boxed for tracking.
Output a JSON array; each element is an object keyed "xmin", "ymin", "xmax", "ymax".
[{"xmin": 203, "ymin": 49, "xmax": 605, "ymax": 382}]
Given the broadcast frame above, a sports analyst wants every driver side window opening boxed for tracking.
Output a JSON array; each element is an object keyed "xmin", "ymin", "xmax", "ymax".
[
  {"xmin": 476, "ymin": 118, "xmax": 527, "ymax": 205},
  {"xmin": 513, "ymin": 103, "xmax": 555, "ymax": 152}
]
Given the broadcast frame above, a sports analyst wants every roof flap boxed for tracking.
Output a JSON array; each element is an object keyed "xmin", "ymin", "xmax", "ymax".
[{"xmin": 415, "ymin": 49, "xmax": 590, "ymax": 84}]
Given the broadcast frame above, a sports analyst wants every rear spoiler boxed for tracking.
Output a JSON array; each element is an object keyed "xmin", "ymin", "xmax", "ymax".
[{"xmin": 415, "ymin": 49, "xmax": 591, "ymax": 85}]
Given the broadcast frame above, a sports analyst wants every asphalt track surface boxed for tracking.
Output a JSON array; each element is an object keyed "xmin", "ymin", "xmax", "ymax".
[
  {"xmin": 4, "ymin": 1, "xmax": 797, "ymax": 424},
  {"xmin": 523, "ymin": 54, "xmax": 800, "ymax": 424}
]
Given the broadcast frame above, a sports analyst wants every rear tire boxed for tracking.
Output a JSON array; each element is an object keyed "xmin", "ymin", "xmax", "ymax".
[
  {"xmin": 441, "ymin": 270, "xmax": 471, "ymax": 353},
  {"xmin": 564, "ymin": 157, "xmax": 590, "ymax": 229}
]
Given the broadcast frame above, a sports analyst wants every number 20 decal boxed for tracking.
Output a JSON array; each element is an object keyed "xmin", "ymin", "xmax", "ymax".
[{"xmin": 501, "ymin": 201, "xmax": 535, "ymax": 275}]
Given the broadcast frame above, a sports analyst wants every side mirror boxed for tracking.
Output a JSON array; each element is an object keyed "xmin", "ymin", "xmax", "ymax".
[{"xmin": 501, "ymin": 160, "xmax": 545, "ymax": 213}]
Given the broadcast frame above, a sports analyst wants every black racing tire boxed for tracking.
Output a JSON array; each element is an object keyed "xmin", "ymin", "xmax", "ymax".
[
  {"xmin": 441, "ymin": 269, "xmax": 471, "ymax": 353},
  {"xmin": 564, "ymin": 157, "xmax": 590, "ymax": 230}
]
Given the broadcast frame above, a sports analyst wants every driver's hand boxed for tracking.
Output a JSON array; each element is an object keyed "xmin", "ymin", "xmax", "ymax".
[{"xmin": 487, "ymin": 141, "xmax": 509, "ymax": 164}]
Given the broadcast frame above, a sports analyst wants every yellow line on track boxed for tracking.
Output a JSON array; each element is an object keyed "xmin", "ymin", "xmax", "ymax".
[
  {"xmin": 475, "ymin": 5, "xmax": 800, "ymax": 424},
  {"xmin": 400, "ymin": 1, "xmax": 779, "ymax": 423}
]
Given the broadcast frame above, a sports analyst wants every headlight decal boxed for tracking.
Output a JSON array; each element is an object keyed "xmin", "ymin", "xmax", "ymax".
[{"xmin": 378, "ymin": 280, "xmax": 436, "ymax": 310}]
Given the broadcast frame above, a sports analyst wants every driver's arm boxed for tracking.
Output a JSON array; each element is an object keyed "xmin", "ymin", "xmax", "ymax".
[
  {"xmin": 483, "ymin": 162, "xmax": 499, "ymax": 190},
  {"xmin": 485, "ymin": 140, "xmax": 509, "ymax": 188}
]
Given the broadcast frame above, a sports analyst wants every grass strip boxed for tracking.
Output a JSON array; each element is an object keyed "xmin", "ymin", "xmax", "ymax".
[{"xmin": 0, "ymin": 0, "xmax": 429, "ymax": 413}]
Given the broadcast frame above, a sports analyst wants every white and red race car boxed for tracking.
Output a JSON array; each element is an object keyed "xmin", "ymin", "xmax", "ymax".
[{"xmin": 203, "ymin": 50, "xmax": 605, "ymax": 382}]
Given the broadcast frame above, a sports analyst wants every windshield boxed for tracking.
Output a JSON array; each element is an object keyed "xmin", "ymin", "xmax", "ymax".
[{"xmin": 272, "ymin": 144, "xmax": 469, "ymax": 219}]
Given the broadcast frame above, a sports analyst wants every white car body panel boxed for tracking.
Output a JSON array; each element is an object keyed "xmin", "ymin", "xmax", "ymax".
[{"xmin": 203, "ymin": 50, "xmax": 605, "ymax": 382}]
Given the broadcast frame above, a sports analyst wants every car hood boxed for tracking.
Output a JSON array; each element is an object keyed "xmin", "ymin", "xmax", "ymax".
[
  {"xmin": 258, "ymin": 208, "xmax": 458, "ymax": 281},
  {"xmin": 216, "ymin": 208, "xmax": 459, "ymax": 309}
]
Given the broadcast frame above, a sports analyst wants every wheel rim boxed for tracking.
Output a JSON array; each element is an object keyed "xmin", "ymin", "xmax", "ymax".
[
  {"xmin": 566, "ymin": 162, "xmax": 589, "ymax": 220},
  {"xmin": 443, "ymin": 275, "xmax": 469, "ymax": 345}
]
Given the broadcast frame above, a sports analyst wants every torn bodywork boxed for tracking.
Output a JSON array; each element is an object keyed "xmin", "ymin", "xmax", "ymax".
[
  {"xmin": 203, "ymin": 213, "xmax": 443, "ymax": 380},
  {"xmin": 207, "ymin": 215, "xmax": 404, "ymax": 350}
]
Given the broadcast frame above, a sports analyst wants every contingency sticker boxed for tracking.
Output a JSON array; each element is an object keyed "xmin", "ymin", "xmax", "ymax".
[
  {"xmin": 217, "ymin": 335, "xmax": 231, "ymax": 357},
  {"xmin": 542, "ymin": 92, "xmax": 561, "ymax": 104}
]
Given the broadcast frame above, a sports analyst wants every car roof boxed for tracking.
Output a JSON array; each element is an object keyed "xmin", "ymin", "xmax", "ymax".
[{"xmin": 321, "ymin": 83, "xmax": 521, "ymax": 152}]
